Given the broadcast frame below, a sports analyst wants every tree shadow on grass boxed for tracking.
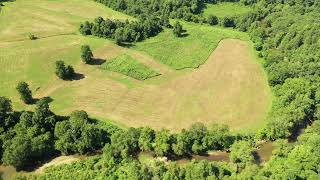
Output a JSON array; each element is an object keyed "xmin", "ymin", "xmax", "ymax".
[
  {"xmin": 180, "ymin": 33, "xmax": 189, "ymax": 37},
  {"xmin": 89, "ymin": 58, "xmax": 106, "ymax": 65},
  {"xmin": 118, "ymin": 43, "xmax": 136, "ymax": 48},
  {"xmin": 71, "ymin": 73, "xmax": 85, "ymax": 81},
  {"xmin": 31, "ymin": 96, "xmax": 54, "ymax": 104}
]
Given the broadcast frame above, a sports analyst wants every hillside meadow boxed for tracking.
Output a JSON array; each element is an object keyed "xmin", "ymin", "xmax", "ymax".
[{"xmin": 0, "ymin": 0, "xmax": 271, "ymax": 132}]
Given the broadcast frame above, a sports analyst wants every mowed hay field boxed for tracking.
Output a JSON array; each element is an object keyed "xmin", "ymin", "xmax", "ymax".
[{"xmin": 0, "ymin": 0, "xmax": 271, "ymax": 131}]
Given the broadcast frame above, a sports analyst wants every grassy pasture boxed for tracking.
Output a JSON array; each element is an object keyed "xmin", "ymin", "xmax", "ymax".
[
  {"xmin": 0, "ymin": 0, "xmax": 271, "ymax": 132},
  {"xmin": 134, "ymin": 21, "xmax": 248, "ymax": 70},
  {"xmin": 102, "ymin": 54, "xmax": 160, "ymax": 80},
  {"xmin": 202, "ymin": 2, "xmax": 251, "ymax": 18},
  {"xmin": 0, "ymin": 0, "xmax": 132, "ymax": 42}
]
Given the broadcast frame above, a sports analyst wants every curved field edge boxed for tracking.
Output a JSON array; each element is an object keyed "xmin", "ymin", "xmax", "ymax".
[
  {"xmin": 133, "ymin": 21, "xmax": 250, "ymax": 70},
  {"xmin": 0, "ymin": 0, "xmax": 271, "ymax": 133},
  {"xmin": 56, "ymin": 39, "xmax": 271, "ymax": 132}
]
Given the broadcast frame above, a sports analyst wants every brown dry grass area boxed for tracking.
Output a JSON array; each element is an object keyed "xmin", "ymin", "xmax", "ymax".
[{"xmin": 50, "ymin": 39, "xmax": 270, "ymax": 132}]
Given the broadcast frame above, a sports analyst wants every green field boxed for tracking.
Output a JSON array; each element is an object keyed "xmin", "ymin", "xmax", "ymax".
[
  {"xmin": 202, "ymin": 2, "xmax": 251, "ymax": 18},
  {"xmin": 0, "ymin": 0, "xmax": 271, "ymax": 132},
  {"xmin": 134, "ymin": 21, "xmax": 249, "ymax": 69},
  {"xmin": 102, "ymin": 54, "xmax": 160, "ymax": 80}
]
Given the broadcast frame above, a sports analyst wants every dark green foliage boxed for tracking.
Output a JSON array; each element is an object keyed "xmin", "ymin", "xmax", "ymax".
[
  {"xmin": 16, "ymin": 81, "xmax": 33, "ymax": 104},
  {"xmin": 154, "ymin": 129, "xmax": 173, "ymax": 156},
  {"xmin": 79, "ymin": 16, "xmax": 163, "ymax": 44},
  {"xmin": 235, "ymin": 0, "xmax": 320, "ymax": 140},
  {"xmin": 94, "ymin": 0, "xmax": 204, "ymax": 20},
  {"xmin": 2, "ymin": 135, "xmax": 32, "ymax": 170},
  {"xmin": 263, "ymin": 78, "xmax": 314, "ymax": 140},
  {"xmin": 172, "ymin": 129, "xmax": 193, "ymax": 156},
  {"xmin": 172, "ymin": 123, "xmax": 233, "ymax": 156},
  {"xmin": 0, "ymin": 97, "xmax": 14, "ymax": 130},
  {"xmin": 173, "ymin": 21, "xmax": 184, "ymax": 37},
  {"xmin": 221, "ymin": 16, "xmax": 235, "ymax": 27},
  {"xmin": 1, "ymin": 99, "xmax": 56, "ymax": 170},
  {"xmin": 54, "ymin": 110, "xmax": 105, "ymax": 155},
  {"xmin": 81, "ymin": 45, "xmax": 93, "ymax": 64},
  {"xmin": 207, "ymin": 14, "xmax": 218, "ymax": 25},
  {"xmin": 259, "ymin": 123, "xmax": 320, "ymax": 179},
  {"xmin": 138, "ymin": 127, "xmax": 155, "ymax": 152},
  {"xmin": 110, "ymin": 127, "xmax": 140, "ymax": 158},
  {"xmin": 203, "ymin": 124, "xmax": 234, "ymax": 150},
  {"xmin": 230, "ymin": 141, "xmax": 254, "ymax": 164},
  {"xmin": 55, "ymin": 60, "xmax": 75, "ymax": 80}
]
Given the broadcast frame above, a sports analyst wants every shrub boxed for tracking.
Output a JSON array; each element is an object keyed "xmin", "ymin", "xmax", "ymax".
[
  {"xmin": 28, "ymin": 33, "xmax": 37, "ymax": 40},
  {"xmin": 81, "ymin": 45, "xmax": 93, "ymax": 64},
  {"xmin": 207, "ymin": 15, "xmax": 218, "ymax": 26},
  {"xmin": 55, "ymin": 61, "xmax": 75, "ymax": 80},
  {"xmin": 221, "ymin": 16, "xmax": 235, "ymax": 28},
  {"xmin": 16, "ymin": 81, "xmax": 33, "ymax": 104}
]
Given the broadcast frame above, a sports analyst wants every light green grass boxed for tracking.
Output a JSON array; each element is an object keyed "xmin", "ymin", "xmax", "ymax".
[
  {"xmin": 0, "ymin": 0, "xmax": 130, "ymax": 111},
  {"xmin": 102, "ymin": 54, "xmax": 160, "ymax": 80},
  {"xmin": 0, "ymin": 0, "xmax": 132, "ymax": 42},
  {"xmin": 0, "ymin": 0, "xmax": 271, "ymax": 133},
  {"xmin": 134, "ymin": 21, "xmax": 249, "ymax": 70},
  {"xmin": 202, "ymin": 2, "xmax": 251, "ymax": 18}
]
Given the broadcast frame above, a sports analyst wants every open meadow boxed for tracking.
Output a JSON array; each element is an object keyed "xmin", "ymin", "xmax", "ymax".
[
  {"xmin": 0, "ymin": 0, "xmax": 271, "ymax": 132},
  {"xmin": 1, "ymin": 0, "xmax": 319, "ymax": 179}
]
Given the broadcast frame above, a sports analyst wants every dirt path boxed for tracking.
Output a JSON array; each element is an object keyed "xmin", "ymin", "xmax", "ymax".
[{"xmin": 69, "ymin": 39, "xmax": 271, "ymax": 131}]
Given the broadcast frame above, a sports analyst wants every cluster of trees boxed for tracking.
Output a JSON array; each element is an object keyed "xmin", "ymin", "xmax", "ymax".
[
  {"xmin": 108, "ymin": 123, "xmax": 234, "ymax": 159},
  {"xmin": 1, "ymin": 98, "xmax": 56, "ymax": 170},
  {"xmin": 0, "ymin": 95, "xmax": 239, "ymax": 171},
  {"xmin": 233, "ymin": 0, "xmax": 320, "ymax": 140},
  {"xmin": 80, "ymin": 0, "xmax": 253, "ymax": 43},
  {"xmin": 79, "ymin": 16, "xmax": 163, "ymax": 44},
  {"xmin": 234, "ymin": 121, "xmax": 320, "ymax": 179},
  {"xmin": 94, "ymin": 0, "xmax": 249, "ymax": 25},
  {"xmin": 54, "ymin": 111, "xmax": 106, "ymax": 155},
  {"xmin": 24, "ymin": 152, "xmax": 235, "ymax": 179},
  {"xmin": 30, "ymin": 121, "xmax": 320, "ymax": 180},
  {"xmin": 0, "ymin": 97, "xmax": 110, "ymax": 170}
]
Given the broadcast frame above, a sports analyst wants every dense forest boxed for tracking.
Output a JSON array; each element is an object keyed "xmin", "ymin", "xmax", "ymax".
[{"xmin": 1, "ymin": 0, "xmax": 320, "ymax": 179}]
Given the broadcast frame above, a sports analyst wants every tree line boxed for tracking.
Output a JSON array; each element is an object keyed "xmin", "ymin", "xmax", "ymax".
[
  {"xmin": 94, "ymin": 0, "xmax": 252, "ymax": 24},
  {"xmin": 80, "ymin": 0, "xmax": 254, "ymax": 43},
  {"xmin": 0, "ymin": 96, "xmax": 243, "ymax": 171},
  {"xmin": 18, "ymin": 120, "xmax": 320, "ymax": 179},
  {"xmin": 79, "ymin": 16, "xmax": 163, "ymax": 44}
]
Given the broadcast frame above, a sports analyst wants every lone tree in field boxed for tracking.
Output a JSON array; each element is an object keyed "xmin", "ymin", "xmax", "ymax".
[
  {"xmin": 55, "ymin": 61, "xmax": 75, "ymax": 80},
  {"xmin": 207, "ymin": 15, "xmax": 218, "ymax": 26},
  {"xmin": 173, "ymin": 21, "xmax": 183, "ymax": 37},
  {"xmin": 16, "ymin": 82, "xmax": 33, "ymax": 104},
  {"xmin": 81, "ymin": 45, "xmax": 93, "ymax": 64}
]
